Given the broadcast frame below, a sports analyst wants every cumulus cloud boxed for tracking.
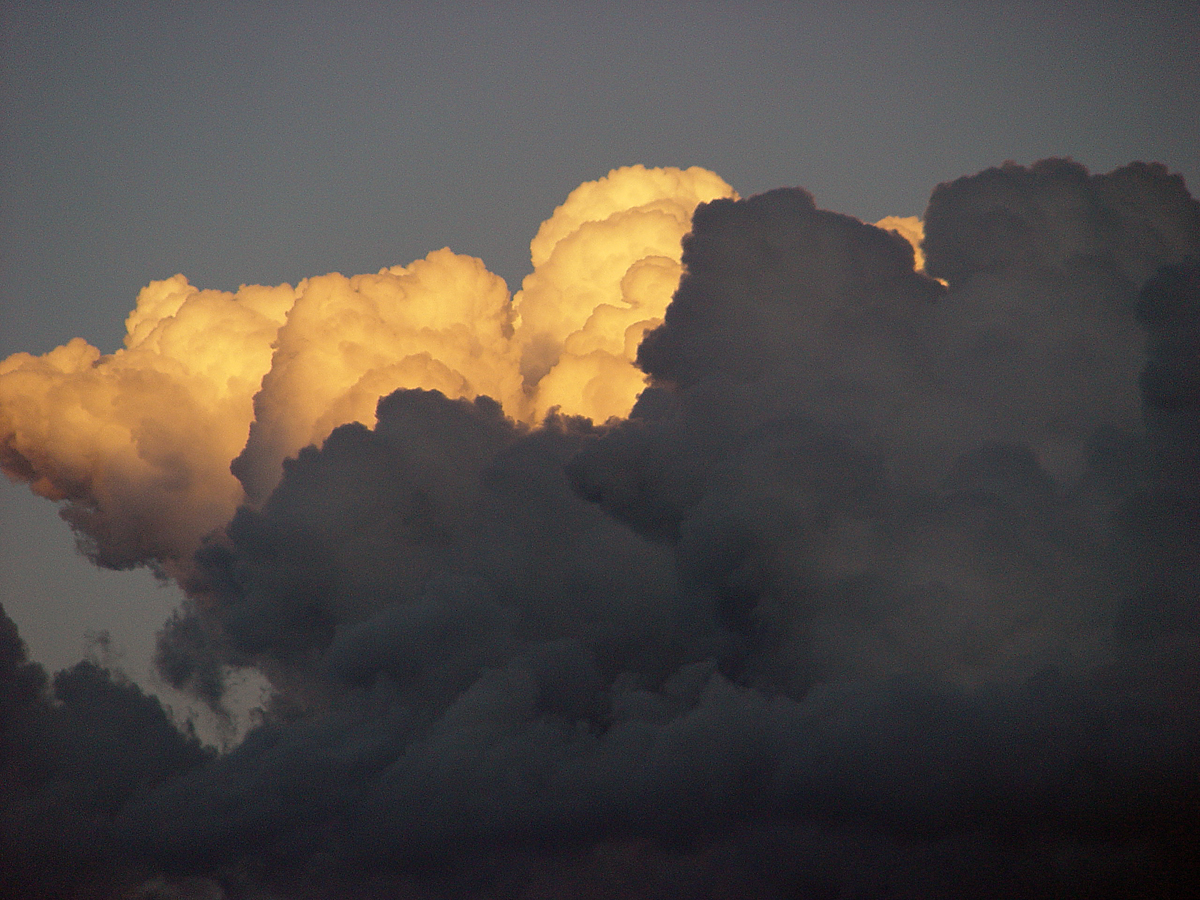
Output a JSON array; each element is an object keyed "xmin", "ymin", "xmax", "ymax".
[
  {"xmin": 512, "ymin": 165, "xmax": 737, "ymax": 423},
  {"xmin": 2, "ymin": 159, "xmax": 1200, "ymax": 898},
  {"xmin": 0, "ymin": 277, "xmax": 290, "ymax": 572},
  {"xmin": 1, "ymin": 166, "xmax": 734, "ymax": 558},
  {"xmin": 229, "ymin": 249, "xmax": 522, "ymax": 505}
]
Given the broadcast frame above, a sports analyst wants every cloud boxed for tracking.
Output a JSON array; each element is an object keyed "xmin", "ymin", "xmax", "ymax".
[
  {"xmin": 2, "ymin": 159, "xmax": 1200, "ymax": 897},
  {"xmin": 0, "ymin": 277, "xmax": 289, "ymax": 572},
  {"xmin": 873, "ymin": 214, "xmax": 931, "ymax": 272},
  {"xmin": 1, "ymin": 166, "xmax": 735, "ymax": 560},
  {"xmin": 1, "ymin": 602, "xmax": 211, "ymax": 899},
  {"xmin": 511, "ymin": 165, "xmax": 737, "ymax": 424}
]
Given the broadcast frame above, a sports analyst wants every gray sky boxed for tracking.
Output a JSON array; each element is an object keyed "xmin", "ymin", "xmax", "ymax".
[{"xmin": 2, "ymin": 0, "xmax": 1198, "ymax": 689}]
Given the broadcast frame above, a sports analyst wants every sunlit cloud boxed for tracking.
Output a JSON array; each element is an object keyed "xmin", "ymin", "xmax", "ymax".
[{"xmin": 1, "ymin": 165, "xmax": 736, "ymax": 564}]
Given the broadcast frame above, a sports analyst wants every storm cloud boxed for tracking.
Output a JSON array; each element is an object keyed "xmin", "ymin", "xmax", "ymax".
[{"xmin": 2, "ymin": 159, "xmax": 1199, "ymax": 898}]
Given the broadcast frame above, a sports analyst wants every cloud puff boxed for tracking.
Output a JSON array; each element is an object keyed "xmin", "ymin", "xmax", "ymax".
[
  {"xmin": 0, "ymin": 277, "xmax": 289, "ymax": 572},
  {"xmin": 512, "ymin": 164, "xmax": 737, "ymax": 423}
]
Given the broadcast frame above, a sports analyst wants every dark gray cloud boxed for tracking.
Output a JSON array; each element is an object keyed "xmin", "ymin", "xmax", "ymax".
[
  {"xmin": 1, "ymin": 602, "xmax": 211, "ymax": 900},
  {"xmin": 4, "ymin": 160, "xmax": 1200, "ymax": 898}
]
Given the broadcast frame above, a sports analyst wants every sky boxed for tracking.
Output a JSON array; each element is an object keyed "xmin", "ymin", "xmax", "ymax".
[{"xmin": 2, "ymin": 1, "xmax": 1200, "ymax": 897}]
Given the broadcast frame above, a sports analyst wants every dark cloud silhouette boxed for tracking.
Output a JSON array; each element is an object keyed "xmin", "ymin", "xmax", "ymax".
[
  {"xmin": 1, "ymin": 602, "xmax": 211, "ymax": 900},
  {"xmin": 3, "ymin": 160, "xmax": 1200, "ymax": 898}
]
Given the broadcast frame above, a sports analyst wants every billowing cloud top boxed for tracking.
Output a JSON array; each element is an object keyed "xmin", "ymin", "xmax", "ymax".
[
  {"xmin": 1, "ymin": 165, "xmax": 737, "ymax": 564},
  {"xmin": 3, "ymin": 159, "xmax": 1200, "ymax": 899}
]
